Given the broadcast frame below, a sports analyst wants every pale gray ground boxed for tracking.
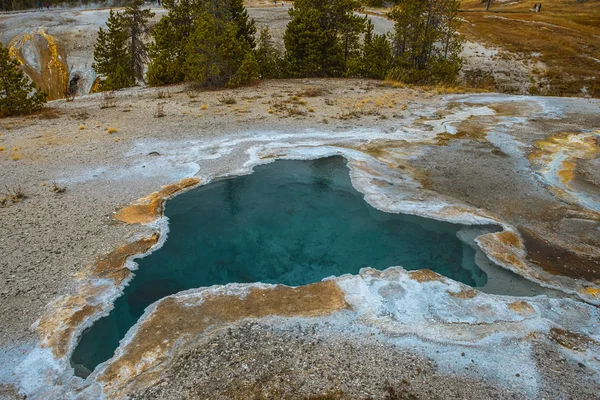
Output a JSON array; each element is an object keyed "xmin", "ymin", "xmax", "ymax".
[{"xmin": 132, "ymin": 321, "xmax": 600, "ymax": 400}]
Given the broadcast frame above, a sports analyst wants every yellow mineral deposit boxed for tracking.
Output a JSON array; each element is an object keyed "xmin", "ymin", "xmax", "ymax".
[
  {"xmin": 113, "ymin": 177, "xmax": 201, "ymax": 224},
  {"xmin": 529, "ymin": 131, "xmax": 600, "ymax": 186},
  {"xmin": 507, "ymin": 301, "xmax": 535, "ymax": 315},
  {"xmin": 9, "ymin": 28, "xmax": 69, "ymax": 101},
  {"xmin": 89, "ymin": 76, "xmax": 102, "ymax": 94}
]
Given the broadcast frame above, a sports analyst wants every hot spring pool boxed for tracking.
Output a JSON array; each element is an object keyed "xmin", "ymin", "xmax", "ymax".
[{"xmin": 72, "ymin": 156, "xmax": 495, "ymax": 376}]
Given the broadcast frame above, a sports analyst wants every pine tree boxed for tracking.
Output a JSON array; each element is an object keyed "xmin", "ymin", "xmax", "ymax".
[
  {"xmin": 146, "ymin": 0, "xmax": 194, "ymax": 86},
  {"xmin": 388, "ymin": 0, "xmax": 464, "ymax": 84},
  {"xmin": 93, "ymin": 9, "xmax": 134, "ymax": 90},
  {"xmin": 254, "ymin": 27, "xmax": 282, "ymax": 79},
  {"xmin": 184, "ymin": 12, "xmax": 248, "ymax": 87},
  {"xmin": 359, "ymin": 20, "xmax": 392, "ymax": 79},
  {"xmin": 122, "ymin": 0, "xmax": 154, "ymax": 83},
  {"xmin": 0, "ymin": 41, "xmax": 46, "ymax": 117},
  {"xmin": 224, "ymin": 0, "xmax": 257, "ymax": 49},
  {"xmin": 147, "ymin": 0, "xmax": 257, "ymax": 86},
  {"xmin": 283, "ymin": 0, "xmax": 365, "ymax": 77},
  {"xmin": 284, "ymin": 9, "xmax": 342, "ymax": 77},
  {"xmin": 227, "ymin": 51, "xmax": 259, "ymax": 88}
]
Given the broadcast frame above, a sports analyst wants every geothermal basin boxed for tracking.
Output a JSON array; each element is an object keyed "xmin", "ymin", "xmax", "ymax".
[{"xmin": 71, "ymin": 156, "xmax": 506, "ymax": 376}]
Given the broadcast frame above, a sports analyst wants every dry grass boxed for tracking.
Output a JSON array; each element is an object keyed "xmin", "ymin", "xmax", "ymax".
[
  {"xmin": 296, "ymin": 87, "xmax": 326, "ymax": 97},
  {"xmin": 100, "ymin": 91, "xmax": 117, "ymax": 109},
  {"xmin": 267, "ymin": 94, "xmax": 318, "ymax": 117},
  {"xmin": 34, "ymin": 108, "xmax": 62, "ymax": 120},
  {"xmin": 51, "ymin": 183, "xmax": 66, "ymax": 194},
  {"xmin": 382, "ymin": 79, "xmax": 408, "ymax": 89},
  {"xmin": 155, "ymin": 103, "xmax": 166, "ymax": 118},
  {"xmin": 460, "ymin": 0, "xmax": 600, "ymax": 97},
  {"xmin": 338, "ymin": 100, "xmax": 388, "ymax": 120},
  {"xmin": 71, "ymin": 111, "xmax": 89, "ymax": 120},
  {"xmin": 156, "ymin": 90, "xmax": 171, "ymax": 99},
  {"xmin": 1, "ymin": 185, "xmax": 26, "ymax": 206},
  {"xmin": 218, "ymin": 96, "xmax": 237, "ymax": 105},
  {"xmin": 106, "ymin": 127, "xmax": 118, "ymax": 134}
]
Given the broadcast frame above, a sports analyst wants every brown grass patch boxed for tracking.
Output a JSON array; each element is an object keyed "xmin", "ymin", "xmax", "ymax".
[{"xmin": 460, "ymin": 0, "xmax": 600, "ymax": 97}]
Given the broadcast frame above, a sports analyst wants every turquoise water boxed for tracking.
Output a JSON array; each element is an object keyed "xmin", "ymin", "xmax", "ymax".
[{"xmin": 71, "ymin": 156, "xmax": 490, "ymax": 376}]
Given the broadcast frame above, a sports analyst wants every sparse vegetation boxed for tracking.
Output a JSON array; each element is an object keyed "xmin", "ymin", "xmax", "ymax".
[
  {"xmin": 297, "ymin": 87, "xmax": 325, "ymax": 97},
  {"xmin": 1, "ymin": 185, "xmax": 26, "ymax": 206},
  {"xmin": 154, "ymin": 102, "xmax": 166, "ymax": 118},
  {"xmin": 71, "ymin": 111, "xmax": 90, "ymax": 120},
  {"xmin": 186, "ymin": 90, "xmax": 199, "ymax": 99},
  {"xmin": 156, "ymin": 90, "xmax": 171, "ymax": 99},
  {"xmin": 218, "ymin": 96, "xmax": 237, "ymax": 105},
  {"xmin": 100, "ymin": 91, "xmax": 117, "ymax": 109},
  {"xmin": 269, "ymin": 97, "xmax": 309, "ymax": 117},
  {"xmin": 51, "ymin": 183, "xmax": 66, "ymax": 194},
  {"xmin": 339, "ymin": 101, "xmax": 383, "ymax": 120}
]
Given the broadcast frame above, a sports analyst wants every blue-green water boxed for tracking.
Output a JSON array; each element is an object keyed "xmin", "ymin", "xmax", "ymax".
[{"xmin": 71, "ymin": 156, "xmax": 489, "ymax": 376}]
